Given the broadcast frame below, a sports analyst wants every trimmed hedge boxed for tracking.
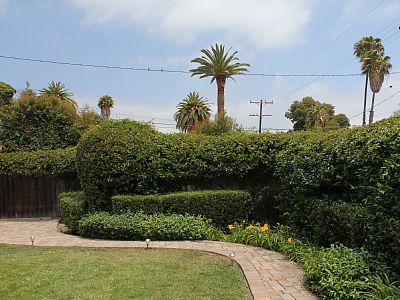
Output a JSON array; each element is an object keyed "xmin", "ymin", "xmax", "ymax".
[
  {"xmin": 0, "ymin": 147, "xmax": 76, "ymax": 176},
  {"xmin": 78, "ymin": 212, "xmax": 212, "ymax": 240},
  {"xmin": 112, "ymin": 190, "xmax": 252, "ymax": 227},
  {"xmin": 59, "ymin": 191, "xmax": 86, "ymax": 233},
  {"xmin": 76, "ymin": 120, "xmax": 277, "ymax": 211},
  {"xmin": 275, "ymin": 116, "xmax": 400, "ymax": 274}
]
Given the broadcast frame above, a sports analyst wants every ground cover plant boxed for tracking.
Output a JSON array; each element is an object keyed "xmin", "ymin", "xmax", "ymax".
[
  {"xmin": 78, "ymin": 212, "xmax": 214, "ymax": 241},
  {"xmin": 0, "ymin": 244, "xmax": 252, "ymax": 300},
  {"xmin": 224, "ymin": 223, "xmax": 400, "ymax": 300}
]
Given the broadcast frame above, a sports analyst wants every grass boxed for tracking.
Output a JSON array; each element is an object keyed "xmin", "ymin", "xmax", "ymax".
[{"xmin": 0, "ymin": 244, "xmax": 252, "ymax": 300}]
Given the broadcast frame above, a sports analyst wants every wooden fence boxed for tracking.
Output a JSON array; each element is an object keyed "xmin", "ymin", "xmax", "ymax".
[{"xmin": 0, "ymin": 175, "xmax": 76, "ymax": 218}]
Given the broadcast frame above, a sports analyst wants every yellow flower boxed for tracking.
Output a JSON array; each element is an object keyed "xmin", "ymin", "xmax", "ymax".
[
  {"xmin": 288, "ymin": 237, "xmax": 293, "ymax": 244},
  {"xmin": 246, "ymin": 224, "xmax": 254, "ymax": 230},
  {"xmin": 260, "ymin": 223, "xmax": 270, "ymax": 232},
  {"xmin": 228, "ymin": 224, "xmax": 234, "ymax": 230}
]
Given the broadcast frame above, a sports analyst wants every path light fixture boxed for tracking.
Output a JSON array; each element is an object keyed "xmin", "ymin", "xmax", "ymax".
[
  {"xmin": 145, "ymin": 239, "xmax": 150, "ymax": 249},
  {"xmin": 30, "ymin": 235, "xmax": 35, "ymax": 246},
  {"xmin": 228, "ymin": 251, "xmax": 235, "ymax": 265}
]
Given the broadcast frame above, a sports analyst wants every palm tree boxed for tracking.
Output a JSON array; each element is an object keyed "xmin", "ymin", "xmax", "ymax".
[
  {"xmin": 354, "ymin": 37, "xmax": 384, "ymax": 126},
  {"xmin": 40, "ymin": 81, "xmax": 76, "ymax": 107},
  {"xmin": 98, "ymin": 95, "xmax": 114, "ymax": 121},
  {"xmin": 190, "ymin": 44, "xmax": 249, "ymax": 116},
  {"xmin": 362, "ymin": 52, "xmax": 392, "ymax": 124},
  {"xmin": 174, "ymin": 92, "xmax": 211, "ymax": 133}
]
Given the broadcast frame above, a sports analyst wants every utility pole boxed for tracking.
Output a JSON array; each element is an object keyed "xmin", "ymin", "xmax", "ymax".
[{"xmin": 250, "ymin": 100, "xmax": 273, "ymax": 133}]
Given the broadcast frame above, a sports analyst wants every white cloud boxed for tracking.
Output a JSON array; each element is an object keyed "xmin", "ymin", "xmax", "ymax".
[{"xmin": 69, "ymin": 0, "xmax": 316, "ymax": 49}]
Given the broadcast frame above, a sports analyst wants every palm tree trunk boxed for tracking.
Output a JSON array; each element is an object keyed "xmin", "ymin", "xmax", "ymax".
[
  {"xmin": 362, "ymin": 74, "xmax": 369, "ymax": 126},
  {"xmin": 369, "ymin": 92, "xmax": 376, "ymax": 124},
  {"xmin": 216, "ymin": 77, "xmax": 226, "ymax": 116}
]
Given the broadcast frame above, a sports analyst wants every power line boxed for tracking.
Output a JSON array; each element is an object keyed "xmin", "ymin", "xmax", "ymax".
[
  {"xmin": 2, "ymin": 54, "xmax": 399, "ymax": 78},
  {"xmin": 349, "ymin": 89, "xmax": 400, "ymax": 120},
  {"xmin": 293, "ymin": 0, "xmax": 384, "ymax": 71}
]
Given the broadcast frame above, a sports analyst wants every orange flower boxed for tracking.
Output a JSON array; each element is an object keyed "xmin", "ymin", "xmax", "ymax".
[
  {"xmin": 288, "ymin": 237, "xmax": 293, "ymax": 244},
  {"xmin": 260, "ymin": 223, "xmax": 270, "ymax": 232}
]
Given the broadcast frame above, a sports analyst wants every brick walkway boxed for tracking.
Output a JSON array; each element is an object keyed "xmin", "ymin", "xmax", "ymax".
[{"xmin": 0, "ymin": 219, "xmax": 318, "ymax": 300}]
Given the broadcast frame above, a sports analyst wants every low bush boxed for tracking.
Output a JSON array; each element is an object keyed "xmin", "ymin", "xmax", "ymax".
[
  {"xmin": 112, "ymin": 190, "xmax": 252, "ymax": 227},
  {"xmin": 78, "ymin": 212, "xmax": 212, "ymax": 241},
  {"xmin": 59, "ymin": 191, "xmax": 86, "ymax": 233},
  {"xmin": 225, "ymin": 223, "xmax": 400, "ymax": 300}
]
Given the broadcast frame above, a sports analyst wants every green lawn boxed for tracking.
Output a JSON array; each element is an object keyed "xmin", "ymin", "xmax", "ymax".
[{"xmin": 0, "ymin": 244, "xmax": 252, "ymax": 300}]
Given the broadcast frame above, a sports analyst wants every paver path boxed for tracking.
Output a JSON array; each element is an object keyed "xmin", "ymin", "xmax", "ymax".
[{"xmin": 0, "ymin": 219, "xmax": 318, "ymax": 300}]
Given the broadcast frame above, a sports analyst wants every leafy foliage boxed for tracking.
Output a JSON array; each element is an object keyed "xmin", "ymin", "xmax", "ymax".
[
  {"xmin": 174, "ymin": 92, "xmax": 211, "ymax": 133},
  {"xmin": 285, "ymin": 97, "xmax": 349, "ymax": 131},
  {"xmin": 98, "ymin": 95, "xmax": 114, "ymax": 121},
  {"xmin": 78, "ymin": 212, "xmax": 213, "ymax": 241},
  {"xmin": 0, "ymin": 82, "xmax": 16, "ymax": 106},
  {"xmin": 0, "ymin": 147, "xmax": 76, "ymax": 176},
  {"xmin": 193, "ymin": 113, "xmax": 243, "ymax": 135},
  {"xmin": 59, "ymin": 191, "xmax": 86, "ymax": 233},
  {"xmin": 112, "ymin": 190, "xmax": 252, "ymax": 228},
  {"xmin": 39, "ymin": 81, "xmax": 76, "ymax": 107},
  {"xmin": 0, "ymin": 95, "xmax": 80, "ymax": 152},
  {"xmin": 190, "ymin": 43, "xmax": 249, "ymax": 116}
]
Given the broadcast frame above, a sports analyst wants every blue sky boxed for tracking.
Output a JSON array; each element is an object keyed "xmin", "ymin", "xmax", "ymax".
[{"xmin": 1, "ymin": 0, "xmax": 399, "ymax": 132}]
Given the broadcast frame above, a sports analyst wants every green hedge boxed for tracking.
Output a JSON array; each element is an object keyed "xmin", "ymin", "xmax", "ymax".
[
  {"xmin": 0, "ymin": 147, "xmax": 76, "ymax": 176},
  {"xmin": 78, "ymin": 212, "xmax": 212, "ymax": 241},
  {"xmin": 274, "ymin": 116, "xmax": 400, "ymax": 274},
  {"xmin": 76, "ymin": 120, "xmax": 276, "ymax": 211},
  {"xmin": 59, "ymin": 191, "xmax": 86, "ymax": 233},
  {"xmin": 112, "ymin": 190, "xmax": 252, "ymax": 227}
]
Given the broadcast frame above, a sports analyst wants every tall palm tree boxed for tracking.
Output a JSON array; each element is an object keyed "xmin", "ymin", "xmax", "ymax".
[
  {"xmin": 40, "ymin": 81, "xmax": 76, "ymax": 107},
  {"xmin": 190, "ymin": 44, "xmax": 249, "ymax": 116},
  {"xmin": 354, "ymin": 36, "xmax": 384, "ymax": 126},
  {"xmin": 362, "ymin": 52, "xmax": 392, "ymax": 124},
  {"xmin": 98, "ymin": 95, "xmax": 114, "ymax": 121},
  {"xmin": 174, "ymin": 92, "xmax": 211, "ymax": 133}
]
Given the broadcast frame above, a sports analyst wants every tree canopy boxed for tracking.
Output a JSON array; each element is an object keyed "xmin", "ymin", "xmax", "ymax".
[
  {"xmin": 285, "ymin": 97, "xmax": 350, "ymax": 131},
  {"xmin": 190, "ymin": 44, "xmax": 249, "ymax": 116},
  {"xmin": 0, "ymin": 82, "xmax": 16, "ymax": 106}
]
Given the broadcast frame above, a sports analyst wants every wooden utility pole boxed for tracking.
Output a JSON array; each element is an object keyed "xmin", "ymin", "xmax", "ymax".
[{"xmin": 250, "ymin": 100, "xmax": 273, "ymax": 133}]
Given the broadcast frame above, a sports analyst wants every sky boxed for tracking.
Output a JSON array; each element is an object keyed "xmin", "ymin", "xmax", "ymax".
[{"xmin": 1, "ymin": 0, "xmax": 400, "ymax": 133}]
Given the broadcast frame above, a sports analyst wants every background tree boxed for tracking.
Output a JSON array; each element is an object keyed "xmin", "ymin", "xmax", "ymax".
[
  {"xmin": 174, "ymin": 92, "xmax": 211, "ymax": 133},
  {"xmin": 193, "ymin": 113, "xmax": 243, "ymax": 135},
  {"xmin": 190, "ymin": 43, "xmax": 249, "ymax": 116},
  {"xmin": 76, "ymin": 104, "xmax": 102, "ymax": 131},
  {"xmin": 98, "ymin": 95, "xmax": 114, "ymax": 121},
  {"xmin": 40, "ymin": 81, "xmax": 76, "ymax": 108},
  {"xmin": 0, "ymin": 95, "xmax": 80, "ymax": 151},
  {"xmin": 354, "ymin": 36, "xmax": 384, "ymax": 126},
  {"xmin": 18, "ymin": 81, "xmax": 36, "ymax": 99},
  {"xmin": 362, "ymin": 52, "xmax": 392, "ymax": 124},
  {"xmin": 285, "ymin": 97, "xmax": 350, "ymax": 131},
  {"xmin": 0, "ymin": 82, "xmax": 16, "ymax": 106}
]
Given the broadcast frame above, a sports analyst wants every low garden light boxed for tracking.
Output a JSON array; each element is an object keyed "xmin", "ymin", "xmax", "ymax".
[
  {"xmin": 228, "ymin": 251, "xmax": 235, "ymax": 265},
  {"xmin": 145, "ymin": 238, "xmax": 150, "ymax": 249},
  {"xmin": 30, "ymin": 235, "xmax": 35, "ymax": 246}
]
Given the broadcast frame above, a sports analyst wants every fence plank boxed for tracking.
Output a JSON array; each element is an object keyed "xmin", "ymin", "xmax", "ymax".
[{"xmin": 0, "ymin": 175, "xmax": 75, "ymax": 218}]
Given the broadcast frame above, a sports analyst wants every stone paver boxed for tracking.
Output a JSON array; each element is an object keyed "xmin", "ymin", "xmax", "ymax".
[{"xmin": 0, "ymin": 219, "xmax": 318, "ymax": 300}]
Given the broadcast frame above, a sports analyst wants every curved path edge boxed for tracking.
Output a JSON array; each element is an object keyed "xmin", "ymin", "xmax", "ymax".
[{"xmin": 0, "ymin": 219, "xmax": 318, "ymax": 300}]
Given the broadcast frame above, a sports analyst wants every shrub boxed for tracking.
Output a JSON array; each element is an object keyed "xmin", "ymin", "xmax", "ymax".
[
  {"xmin": 0, "ymin": 95, "xmax": 81, "ymax": 151},
  {"xmin": 76, "ymin": 119, "xmax": 276, "ymax": 211},
  {"xmin": 0, "ymin": 147, "xmax": 76, "ymax": 176},
  {"xmin": 59, "ymin": 191, "xmax": 86, "ymax": 233},
  {"xmin": 78, "ymin": 212, "xmax": 212, "ymax": 241},
  {"xmin": 226, "ymin": 223, "xmax": 399, "ymax": 300},
  {"xmin": 76, "ymin": 120, "xmax": 161, "ymax": 211},
  {"xmin": 112, "ymin": 190, "xmax": 252, "ymax": 227}
]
